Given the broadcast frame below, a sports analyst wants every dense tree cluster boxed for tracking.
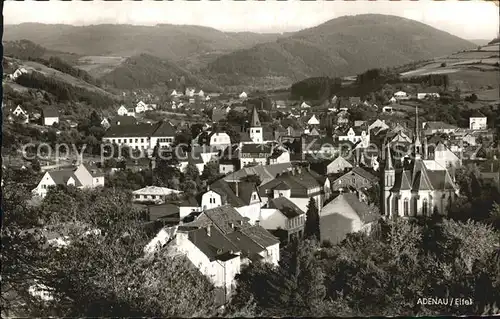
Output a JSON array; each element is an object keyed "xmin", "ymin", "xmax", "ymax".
[
  {"xmin": 291, "ymin": 77, "xmax": 342, "ymax": 101},
  {"xmin": 4, "ymin": 39, "xmax": 47, "ymax": 60},
  {"xmin": 1, "ymin": 181, "xmax": 220, "ymax": 317},
  {"xmin": 15, "ymin": 71, "xmax": 116, "ymax": 109},
  {"xmin": 226, "ymin": 217, "xmax": 500, "ymax": 317}
]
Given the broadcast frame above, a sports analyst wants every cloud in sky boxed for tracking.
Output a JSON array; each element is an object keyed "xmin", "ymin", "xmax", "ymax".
[{"xmin": 4, "ymin": 0, "xmax": 499, "ymax": 39}]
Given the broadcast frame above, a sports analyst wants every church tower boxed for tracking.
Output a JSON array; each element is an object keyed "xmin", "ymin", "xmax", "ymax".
[
  {"xmin": 414, "ymin": 105, "xmax": 422, "ymax": 157},
  {"xmin": 250, "ymin": 105, "xmax": 263, "ymax": 143},
  {"xmin": 384, "ymin": 143, "xmax": 395, "ymax": 216}
]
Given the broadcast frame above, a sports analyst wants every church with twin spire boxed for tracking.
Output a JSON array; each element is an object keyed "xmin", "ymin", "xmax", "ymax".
[{"xmin": 382, "ymin": 106, "xmax": 460, "ymax": 218}]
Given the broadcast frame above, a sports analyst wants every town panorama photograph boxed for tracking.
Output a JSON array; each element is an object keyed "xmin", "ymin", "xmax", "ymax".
[{"xmin": 1, "ymin": 0, "xmax": 500, "ymax": 317}]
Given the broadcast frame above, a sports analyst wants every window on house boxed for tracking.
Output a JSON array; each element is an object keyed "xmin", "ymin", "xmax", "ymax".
[
  {"xmin": 129, "ymin": 139, "xmax": 133, "ymax": 143},
  {"xmin": 135, "ymin": 139, "xmax": 138, "ymax": 143},
  {"xmin": 256, "ymin": 129, "xmax": 260, "ymax": 133},
  {"xmin": 152, "ymin": 195, "xmax": 156, "ymax": 199},
  {"xmin": 141, "ymin": 139, "xmax": 144, "ymax": 143},
  {"xmin": 118, "ymin": 139, "xmax": 121, "ymax": 143},
  {"xmin": 213, "ymin": 138, "xmax": 217, "ymax": 142},
  {"xmin": 404, "ymin": 199, "xmax": 409, "ymax": 216},
  {"xmin": 112, "ymin": 139, "xmax": 116, "ymax": 143},
  {"xmin": 135, "ymin": 195, "xmax": 140, "ymax": 199},
  {"xmin": 253, "ymin": 194, "xmax": 257, "ymax": 200}
]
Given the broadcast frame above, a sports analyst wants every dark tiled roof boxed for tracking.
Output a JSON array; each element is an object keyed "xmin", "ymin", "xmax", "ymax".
[
  {"xmin": 181, "ymin": 205, "xmax": 279, "ymax": 261},
  {"xmin": 240, "ymin": 225, "xmax": 280, "ymax": 248},
  {"xmin": 105, "ymin": 123, "xmax": 158, "ymax": 137},
  {"xmin": 186, "ymin": 205, "xmax": 249, "ymax": 234},
  {"xmin": 48, "ymin": 170, "xmax": 82, "ymax": 187},
  {"xmin": 259, "ymin": 168, "xmax": 324, "ymax": 195},
  {"xmin": 241, "ymin": 143, "xmax": 272, "ymax": 154},
  {"xmin": 224, "ymin": 163, "xmax": 293, "ymax": 185},
  {"xmin": 112, "ymin": 116, "xmax": 138, "ymax": 126},
  {"xmin": 209, "ymin": 179, "xmax": 257, "ymax": 207},
  {"xmin": 180, "ymin": 196, "xmax": 200, "ymax": 207},
  {"xmin": 188, "ymin": 226, "xmax": 240, "ymax": 261},
  {"xmin": 340, "ymin": 193, "xmax": 380, "ymax": 224},
  {"xmin": 82, "ymin": 163, "xmax": 105, "ymax": 177},
  {"xmin": 349, "ymin": 167, "xmax": 379, "ymax": 183},
  {"xmin": 267, "ymin": 196, "xmax": 304, "ymax": 218},
  {"xmin": 424, "ymin": 121, "xmax": 458, "ymax": 130},
  {"xmin": 152, "ymin": 121, "xmax": 176, "ymax": 137},
  {"xmin": 42, "ymin": 107, "xmax": 58, "ymax": 118},
  {"xmin": 148, "ymin": 204, "xmax": 180, "ymax": 220}
]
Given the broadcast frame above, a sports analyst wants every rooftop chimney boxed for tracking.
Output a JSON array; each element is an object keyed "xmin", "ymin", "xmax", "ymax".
[
  {"xmin": 235, "ymin": 181, "xmax": 239, "ymax": 197},
  {"xmin": 206, "ymin": 224, "xmax": 211, "ymax": 237}
]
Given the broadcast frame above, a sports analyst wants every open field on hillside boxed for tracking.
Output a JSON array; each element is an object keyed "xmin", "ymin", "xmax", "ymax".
[
  {"xmin": 481, "ymin": 45, "xmax": 500, "ymax": 51},
  {"xmin": 17, "ymin": 59, "xmax": 117, "ymax": 98},
  {"xmin": 475, "ymin": 88, "xmax": 500, "ymax": 101},
  {"xmin": 77, "ymin": 56, "xmax": 128, "ymax": 78},
  {"xmin": 449, "ymin": 69, "xmax": 500, "ymax": 92},
  {"xmin": 5, "ymin": 82, "xmax": 30, "ymax": 93}
]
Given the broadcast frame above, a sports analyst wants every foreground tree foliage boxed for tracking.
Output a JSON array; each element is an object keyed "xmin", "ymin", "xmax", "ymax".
[
  {"xmin": 3, "ymin": 173, "xmax": 500, "ymax": 317},
  {"xmin": 228, "ymin": 218, "xmax": 500, "ymax": 317},
  {"xmin": 1, "ymin": 183, "xmax": 219, "ymax": 317}
]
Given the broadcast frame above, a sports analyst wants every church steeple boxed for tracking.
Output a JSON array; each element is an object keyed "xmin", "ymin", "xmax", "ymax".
[
  {"xmin": 385, "ymin": 143, "xmax": 394, "ymax": 171},
  {"xmin": 251, "ymin": 105, "xmax": 261, "ymax": 128},
  {"xmin": 249, "ymin": 105, "xmax": 263, "ymax": 143},
  {"xmin": 414, "ymin": 105, "xmax": 422, "ymax": 158}
]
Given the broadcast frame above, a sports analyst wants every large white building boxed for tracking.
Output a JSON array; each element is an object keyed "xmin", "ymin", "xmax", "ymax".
[
  {"xmin": 469, "ymin": 112, "xmax": 487, "ymax": 130},
  {"xmin": 132, "ymin": 186, "xmax": 181, "ymax": 203},
  {"xmin": 102, "ymin": 120, "xmax": 176, "ymax": 151}
]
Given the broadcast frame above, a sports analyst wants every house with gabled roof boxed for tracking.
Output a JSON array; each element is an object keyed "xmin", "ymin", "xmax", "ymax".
[
  {"xmin": 469, "ymin": 110, "xmax": 487, "ymax": 130},
  {"xmin": 224, "ymin": 162, "xmax": 293, "ymax": 186},
  {"xmin": 260, "ymin": 196, "xmax": 306, "ymax": 243},
  {"xmin": 307, "ymin": 114, "xmax": 320, "ymax": 126},
  {"xmin": 338, "ymin": 126, "xmax": 370, "ymax": 148},
  {"xmin": 132, "ymin": 186, "xmax": 181, "ymax": 203},
  {"xmin": 103, "ymin": 120, "xmax": 176, "ymax": 152},
  {"xmin": 320, "ymin": 192, "xmax": 380, "ymax": 244},
  {"xmin": 100, "ymin": 118, "xmax": 111, "ymax": 129},
  {"xmin": 300, "ymin": 101, "xmax": 311, "ymax": 109},
  {"xmin": 32, "ymin": 163, "xmax": 105, "ymax": 198},
  {"xmin": 117, "ymin": 105, "xmax": 128, "ymax": 116},
  {"xmin": 422, "ymin": 121, "xmax": 458, "ymax": 135},
  {"xmin": 162, "ymin": 205, "xmax": 279, "ymax": 297},
  {"xmin": 327, "ymin": 156, "xmax": 355, "ymax": 174},
  {"xmin": 135, "ymin": 101, "xmax": 148, "ymax": 113},
  {"xmin": 330, "ymin": 166, "xmax": 379, "ymax": 192},
  {"xmin": 259, "ymin": 166, "xmax": 331, "ymax": 213}
]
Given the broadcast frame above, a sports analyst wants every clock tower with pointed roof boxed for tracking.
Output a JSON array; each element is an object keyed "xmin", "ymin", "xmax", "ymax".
[{"xmin": 249, "ymin": 105, "xmax": 263, "ymax": 143}]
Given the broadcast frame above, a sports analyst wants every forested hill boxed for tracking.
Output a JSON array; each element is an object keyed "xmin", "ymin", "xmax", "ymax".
[
  {"xmin": 207, "ymin": 14, "xmax": 475, "ymax": 86},
  {"xmin": 3, "ymin": 23, "xmax": 283, "ymax": 61},
  {"xmin": 100, "ymin": 54, "xmax": 220, "ymax": 91}
]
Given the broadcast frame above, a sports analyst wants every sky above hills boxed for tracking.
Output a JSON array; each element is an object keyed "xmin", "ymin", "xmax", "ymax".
[{"xmin": 4, "ymin": 0, "xmax": 499, "ymax": 39}]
